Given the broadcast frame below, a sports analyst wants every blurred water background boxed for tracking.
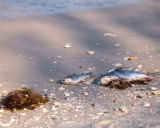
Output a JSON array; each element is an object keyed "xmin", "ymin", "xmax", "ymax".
[{"xmin": 0, "ymin": 0, "xmax": 147, "ymax": 20}]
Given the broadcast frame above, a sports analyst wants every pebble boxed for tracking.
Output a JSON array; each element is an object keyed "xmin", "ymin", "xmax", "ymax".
[
  {"xmin": 50, "ymin": 93, "xmax": 55, "ymax": 96},
  {"xmin": 84, "ymin": 92, "xmax": 89, "ymax": 96},
  {"xmin": 0, "ymin": 84, "xmax": 2, "ymax": 87},
  {"xmin": 113, "ymin": 63, "xmax": 122, "ymax": 67},
  {"xmin": 123, "ymin": 56, "xmax": 129, "ymax": 60},
  {"xmin": 155, "ymin": 69, "xmax": 160, "ymax": 72},
  {"xmin": 58, "ymin": 87, "xmax": 65, "ymax": 91},
  {"xmin": 143, "ymin": 102, "xmax": 150, "ymax": 107},
  {"xmin": 153, "ymin": 91, "xmax": 160, "ymax": 96},
  {"xmin": 75, "ymin": 106, "xmax": 84, "ymax": 109},
  {"xmin": 64, "ymin": 92, "xmax": 70, "ymax": 97},
  {"xmin": 64, "ymin": 44, "xmax": 71, "ymax": 48},
  {"xmin": 51, "ymin": 106, "xmax": 57, "ymax": 111},
  {"xmin": 42, "ymin": 89, "xmax": 48, "ymax": 92},
  {"xmin": 0, "ymin": 109, "xmax": 4, "ymax": 112},
  {"xmin": 87, "ymin": 51, "xmax": 95, "ymax": 55},
  {"xmin": 115, "ymin": 44, "xmax": 120, "ymax": 46},
  {"xmin": 104, "ymin": 33, "xmax": 117, "ymax": 37},
  {"xmin": 119, "ymin": 106, "xmax": 128, "ymax": 113},
  {"xmin": 82, "ymin": 86, "xmax": 88, "ymax": 90},
  {"xmin": 49, "ymin": 79, "xmax": 54, "ymax": 82},
  {"xmin": 42, "ymin": 108, "xmax": 48, "ymax": 112},
  {"xmin": 70, "ymin": 97, "xmax": 77, "ymax": 101},
  {"xmin": 53, "ymin": 101, "xmax": 61, "ymax": 106},
  {"xmin": 138, "ymin": 65, "xmax": 143, "ymax": 68},
  {"xmin": 150, "ymin": 87, "xmax": 157, "ymax": 91}
]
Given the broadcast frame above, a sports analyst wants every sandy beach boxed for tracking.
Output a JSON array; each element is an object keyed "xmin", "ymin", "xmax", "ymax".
[{"xmin": 0, "ymin": 0, "xmax": 160, "ymax": 127}]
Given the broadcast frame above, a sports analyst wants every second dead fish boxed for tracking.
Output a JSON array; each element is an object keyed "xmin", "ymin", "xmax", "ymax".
[
  {"xmin": 62, "ymin": 72, "xmax": 92, "ymax": 85},
  {"xmin": 100, "ymin": 68, "xmax": 153, "ymax": 85}
]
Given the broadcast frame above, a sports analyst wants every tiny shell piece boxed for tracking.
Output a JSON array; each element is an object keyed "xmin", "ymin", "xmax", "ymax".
[
  {"xmin": 128, "ymin": 56, "xmax": 137, "ymax": 60},
  {"xmin": 64, "ymin": 44, "xmax": 71, "ymax": 48},
  {"xmin": 87, "ymin": 51, "xmax": 95, "ymax": 55},
  {"xmin": 150, "ymin": 87, "xmax": 157, "ymax": 91},
  {"xmin": 49, "ymin": 79, "xmax": 54, "ymax": 82},
  {"xmin": 58, "ymin": 87, "xmax": 65, "ymax": 91},
  {"xmin": 143, "ymin": 102, "xmax": 150, "ymax": 107},
  {"xmin": 123, "ymin": 56, "xmax": 137, "ymax": 60},
  {"xmin": 153, "ymin": 91, "xmax": 160, "ymax": 96},
  {"xmin": 123, "ymin": 57, "xmax": 130, "ymax": 60},
  {"xmin": 84, "ymin": 92, "xmax": 89, "ymax": 96},
  {"xmin": 0, "ymin": 109, "xmax": 4, "ymax": 112},
  {"xmin": 113, "ymin": 63, "xmax": 122, "ymax": 67},
  {"xmin": 115, "ymin": 44, "xmax": 120, "ymax": 46},
  {"xmin": 138, "ymin": 65, "xmax": 143, "ymax": 68},
  {"xmin": 42, "ymin": 108, "xmax": 48, "ymax": 112},
  {"xmin": 104, "ymin": 33, "xmax": 117, "ymax": 37}
]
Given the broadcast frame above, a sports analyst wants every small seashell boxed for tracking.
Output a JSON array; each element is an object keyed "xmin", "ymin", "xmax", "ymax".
[
  {"xmin": 0, "ymin": 109, "xmax": 4, "ymax": 112},
  {"xmin": 49, "ymin": 79, "xmax": 54, "ymax": 82},
  {"xmin": 76, "ymin": 106, "xmax": 84, "ymax": 109},
  {"xmin": 64, "ymin": 44, "xmax": 71, "ymax": 48},
  {"xmin": 87, "ymin": 51, "xmax": 95, "ymax": 55},
  {"xmin": 115, "ymin": 44, "xmax": 120, "ymax": 46},
  {"xmin": 64, "ymin": 92, "xmax": 70, "ymax": 97},
  {"xmin": 152, "ymin": 91, "xmax": 160, "ymax": 96},
  {"xmin": 0, "ymin": 84, "xmax": 2, "ymax": 87},
  {"xmin": 150, "ymin": 87, "xmax": 157, "ymax": 91},
  {"xmin": 53, "ymin": 101, "xmax": 61, "ymax": 106},
  {"xmin": 155, "ymin": 69, "xmax": 160, "ymax": 72},
  {"xmin": 128, "ymin": 56, "xmax": 137, "ymax": 60},
  {"xmin": 138, "ymin": 65, "xmax": 143, "ymax": 68},
  {"xmin": 119, "ymin": 106, "xmax": 128, "ymax": 113},
  {"xmin": 113, "ymin": 63, "xmax": 122, "ymax": 67},
  {"xmin": 42, "ymin": 89, "xmax": 48, "ymax": 92},
  {"xmin": 104, "ymin": 33, "xmax": 117, "ymax": 37},
  {"xmin": 123, "ymin": 57, "xmax": 130, "ymax": 60},
  {"xmin": 84, "ymin": 92, "xmax": 89, "ymax": 96},
  {"xmin": 82, "ymin": 86, "xmax": 88, "ymax": 90},
  {"xmin": 123, "ymin": 56, "xmax": 137, "ymax": 60},
  {"xmin": 50, "ymin": 93, "xmax": 55, "ymax": 96},
  {"xmin": 58, "ymin": 87, "xmax": 65, "ymax": 91},
  {"xmin": 143, "ymin": 102, "xmax": 150, "ymax": 107},
  {"xmin": 42, "ymin": 108, "xmax": 48, "ymax": 112}
]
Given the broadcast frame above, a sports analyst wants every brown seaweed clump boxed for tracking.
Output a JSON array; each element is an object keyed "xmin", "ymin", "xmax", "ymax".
[
  {"xmin": 106, "ymin": 78, "xmax": 132, "ymax": 90},
  {"xmin": 1, "ymin": 87, "xmax": 49, "ymax": 112}
]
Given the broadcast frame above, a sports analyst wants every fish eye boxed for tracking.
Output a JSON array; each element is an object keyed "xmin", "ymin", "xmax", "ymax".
[{"xmin": 62, "ymin": 79, "xmax": 66, "ymax": 82}]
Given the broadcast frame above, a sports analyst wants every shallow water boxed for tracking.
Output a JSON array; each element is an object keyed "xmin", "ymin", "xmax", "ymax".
[{"xmin": 0, "ymin": 0, "xmax": 147, "ymax": 20}]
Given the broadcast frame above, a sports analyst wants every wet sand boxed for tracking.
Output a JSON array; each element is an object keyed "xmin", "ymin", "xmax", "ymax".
[{"xmin": 0, "ymin": 0, "xmax": 160, "ymax": 127}]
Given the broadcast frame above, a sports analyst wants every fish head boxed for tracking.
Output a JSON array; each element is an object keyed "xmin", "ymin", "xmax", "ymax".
[
  {"xmin": 62, "ymin": 77, "xmax": 74, "ymax": 84},
  {"xmin": 100, "ymin": 75, "xmax": 115, "ymax": 85}
]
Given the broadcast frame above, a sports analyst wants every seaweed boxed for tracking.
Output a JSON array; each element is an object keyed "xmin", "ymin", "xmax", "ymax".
[
  {"xmin": 106, "ymin": 78, "xmax": 132, "ymax": 90},
  {"xmin": 1, "ymin": 87, "xmax": 49, "ymax": 112},
  {"xmin": 105, "ymin": 77, "xmax": 152, "ymax": 90}
]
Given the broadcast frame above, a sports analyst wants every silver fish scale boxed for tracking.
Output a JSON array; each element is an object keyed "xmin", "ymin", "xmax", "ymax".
[{"xmin": 107, "ymin": 70, "xmax": 148, "ymax": 80}]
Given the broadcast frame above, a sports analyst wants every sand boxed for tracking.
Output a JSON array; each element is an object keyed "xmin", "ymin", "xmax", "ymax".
[{"xmin": 0, "ymin": 0, "xmax": 160, "ymax": 127}]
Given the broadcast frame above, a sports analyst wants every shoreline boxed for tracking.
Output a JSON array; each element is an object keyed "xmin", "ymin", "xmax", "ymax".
[{"xmin": 0, "ymin": 0, "xmax": 160, "ymax": 127}]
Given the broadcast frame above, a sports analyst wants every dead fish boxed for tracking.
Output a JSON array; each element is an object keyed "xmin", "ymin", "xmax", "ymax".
[
  {"xmin": 62, "ymin": 72, "xmax": 92, "ymax": 85},
  {"xmin": 101, "ymin": 67, "xmax": 152, "ymax": 85}
]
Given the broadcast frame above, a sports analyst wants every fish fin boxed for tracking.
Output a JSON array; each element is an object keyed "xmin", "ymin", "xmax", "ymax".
[
  {"xmin": 108, "ymin": 67, "xmax": 131, "ymax": 73},
  {"xmin": 115, "ymin": 67, "xmax": 130, "ymax": 71},
  {"xmin": 72, "ymin": 74, "xmax": 76, "ymax": 76}
]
